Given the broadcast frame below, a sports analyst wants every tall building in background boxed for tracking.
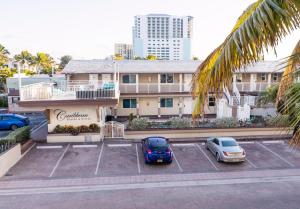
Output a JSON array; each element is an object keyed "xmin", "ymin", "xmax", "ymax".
[
  {"xmin": 114, "ymin": 43, "xmax": 133, "ymax": 59},
  {"xmin": 133, "ymin": 14, "xmax": 193, "ymax": 60}
]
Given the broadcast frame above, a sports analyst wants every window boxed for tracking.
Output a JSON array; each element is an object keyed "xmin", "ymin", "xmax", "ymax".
[
  {"xmin": 260, "ymin": 73, "xmax": 267, "ymax": 81},
  {"xmin": 122, "ymin": 74, "xmax": 136, "ymax": 83},
  {"xmin": 236, "ymin": 74, "xmax": 242, "ymax": 82},
  {"xmin": 160, "ymin": 74, "xmax": 173, "ymax": 83},
  {"xmin": 123, "ymin": 99, "xmax": 137, "ymax": 108},
  {"xmin": 273, "ymin": 73, "xmax": 278, "ymax": 82},
  {"xmin": 208, "ymin": 96, "xmax": 215, "ymax": 106},
  {"xmin": 160, "ymin": 98, "xmax": 173, "ymax": 108},
  {"xmin": 12, "ymin": 97, "xmax": 20, "ymax": 104}
]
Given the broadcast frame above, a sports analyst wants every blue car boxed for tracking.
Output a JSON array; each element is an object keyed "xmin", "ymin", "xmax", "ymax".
[
  {"xmin": 141, "ymin": 136, "xmax": 173, "ymax": 164},
  {"xmin": 0, "ymin": 114, "xmax": 30, "ymax": 130}
]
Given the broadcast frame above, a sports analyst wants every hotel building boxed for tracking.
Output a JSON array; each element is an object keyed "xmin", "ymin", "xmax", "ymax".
[{"xmin": 133, "ymin": 14, "xmax": 193, "ymax": 60}]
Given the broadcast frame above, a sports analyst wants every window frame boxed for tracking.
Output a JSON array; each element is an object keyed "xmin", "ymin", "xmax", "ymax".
[
  {"xmin": 122, "ymin": 74, "xmax": 136, "ymax": 84},
  {"xmin": 208, "ymin": 96, "xmax": 216, "ymax": 107},
  {"xmin": 160, "ymin": 98, "xmax": 173, "ymax": 108},
  {"xmin": 260, "ymin": 73, "xmax": 267, "ymax": 82},
  {"xmin": 122, "ymin": 99, "xmax": 137, "ymax": 109},
  {"xmin": 160, "ymin": 73, "xmax": 174, "ymax": 84}
]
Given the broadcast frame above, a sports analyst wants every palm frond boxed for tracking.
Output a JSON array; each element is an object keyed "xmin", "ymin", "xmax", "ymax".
[{"xmin": 192, "ymin": 0, "xmax": 300, "ymax": 117}]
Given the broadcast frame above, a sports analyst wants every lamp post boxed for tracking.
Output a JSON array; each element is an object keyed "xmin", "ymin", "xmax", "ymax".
[{"xmin": 17, "ymin": 63, "xmax": 22, "ymax": 100}]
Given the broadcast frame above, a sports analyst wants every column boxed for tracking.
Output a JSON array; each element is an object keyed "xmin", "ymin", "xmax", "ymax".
[
  {"xmin": 136, "ymin": 74, "xmax": 139, "ymax": 93},
  {"xmin": 250, "ymin": 74, "xmax": 256, "ymax": 91},
  {"xmin": 179, "ymin": 73, "xmax": 183, "ymax": 92},
  {"xmin": 267, "ymin": 73, "xmax": 272, "ymax": 87},
  {"xmin": 158, "ymin": 74, "xmax": 161, "ymax": 93},
  {"xmin": 157, "ymin": 97, "xmax": 161, "ymax": 118},
  {"xmin": 179, "ymin": 97, "xmax": 183, "ymax": 117},
  {"xmin": 136, "ymin": 97, "xmax": 140, "ymax": 117}
]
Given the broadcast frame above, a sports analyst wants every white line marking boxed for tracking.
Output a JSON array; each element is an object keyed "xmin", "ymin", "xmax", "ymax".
[
  {"xmin": 238, "ymin": 141, "xmax": 255, "ymax": 144},
  {"xmin": 72, "ymin": 144, "xmax": 98, "ymax": 148},
  {"xmin": 195, "ymin": 144, "xmax": 219, "ymax": 171},
  {"xmin": 94, "ymin": 142, "xmax": 104, "ymax": 175},
  {"xmin": 135, "ymin": 144, "xmax": 141, "ymax": 174},
  {"xmin": 245, "ymin": 158, "xmax": 257, "ymax": 168},
  {"xmin": 37, "ymin": 145, "xmax": 63, "ymax": 149},
  {"xmin": 49, "ymin": 144, "xmax": 70, "ymax": 178},
  {"xmin": 107, "ymin": 144, "xmax": 132, "ymax": 147},
  {"xmin": 170, "ymin": 147, "xmax": 183, "ymax": 172},
  {"xmin": 201, "ymin": 143, "xmax": 205, "ymax": 145},
  {"xmin": 31, "ymin": 121, "xmax": 48, "ymax": 134},
  {"xmin": 257, "ymin": 142, "xmax": 295, "ymax": 167},
  {"xmin": 262, "ymin": 140, "xmax": 284, "ymax": 144},
  {"xmin": 172, "ymin": 143, "xmax": 195, "ymax": 147}
]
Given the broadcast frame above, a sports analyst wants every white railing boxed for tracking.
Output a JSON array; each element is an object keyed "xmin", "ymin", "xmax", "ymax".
[
  {"xmin": 20, "ymin": 81, "xmax": 119, "ymax": 101},
  {"xmin": 119, "ymin": 83, "xmax": 186, "ymax": 94},
  {"xmin": 235, "ymin": 82, "xmax": 279, "ymax": 92}
]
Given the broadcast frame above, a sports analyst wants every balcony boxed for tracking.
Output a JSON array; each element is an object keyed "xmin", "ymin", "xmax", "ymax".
[
  {"xmin": 235, "ymin": 82, "xmax": 278, "ymax": 92},
  {"xmin": 19, "ymin": 81, "xmax": 119, "ymax": 106},
  {"xmin": 119, "ymin": 83, "xmax": 190, "ymax": 94}
]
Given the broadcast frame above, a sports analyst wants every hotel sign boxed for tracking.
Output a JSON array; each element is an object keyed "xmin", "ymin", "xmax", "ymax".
[{"xmin": 54, "ymin": 109, "xmax": 91, "ymax": 121}]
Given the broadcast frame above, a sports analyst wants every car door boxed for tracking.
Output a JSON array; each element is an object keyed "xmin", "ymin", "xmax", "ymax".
[
  {"xmin": 212, "ymin": 138, "xmax": 220, "ymax": 153},
  {"xmin": 141, "ymin": 138, "xmax": 148, "ymax": 156},
  {"xmin": 0, "ymin": 116, "xmax": 11, "ymax": 129},
  {"xmin": 0, "ymin": 116, "xmax": 4, "ymax": 129}
]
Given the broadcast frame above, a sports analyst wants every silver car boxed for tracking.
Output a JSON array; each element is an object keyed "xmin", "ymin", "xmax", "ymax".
[{"xmin": 205, "ymin": 137, "xmax": 246, "ymax": 162}]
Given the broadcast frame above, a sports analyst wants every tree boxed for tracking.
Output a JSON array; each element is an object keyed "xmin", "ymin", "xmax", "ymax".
[
  {"xmin": 192, "ymin": 56, "xmax": 199, "ymax": 60},
  {"xmin": 0, "ymin": 44, "xmax": 9, "ymax": 67},
  {"xmin": 192, "ymin": 0, "xmax": 300, "ymax": 116},
  {"xmin": 146, "ymin": 55, "xmax": 157, "ymax": 60},
  {"xmin": 191, "ymin": 0, "xmax": 300, "ymax": 143},
  {"xmin": 0, "ymin": 67, "xmax": 16, "ymax": 84},
  {"xmin": 114, "ymin": 54, "xmax": 124, "ymax": 61},
  {"xmin": 58, "ymin": 55, "xmax": 72, "ymax": 70},
  {"xmin": 134, "ymin": 56, "xmax": 142, "ymax": 60},
  {"xmin": 33, "ymin": 52, "xmax": 55, "ymax": 74},
  {"xmin": 258, "ymin": 84, "xmax": 279, "ymax": 105},
  {"xmin": 14, "ymin": 50, "xmax": 34, "ymax": 70}
]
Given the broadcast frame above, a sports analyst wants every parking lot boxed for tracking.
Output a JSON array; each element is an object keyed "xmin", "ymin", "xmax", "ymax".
[{"xmin": 2, "ymin": 140, "xmax": 300, "ymax": 180}]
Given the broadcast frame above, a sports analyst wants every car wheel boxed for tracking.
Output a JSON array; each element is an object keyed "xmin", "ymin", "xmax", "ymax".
[
  {"xmin": 216, "ymin": 153, "xmax": 221, "ymax": 162},
  {"xmin": 10, "ymin": 124, "xmax": 18, "ymax": 131}
]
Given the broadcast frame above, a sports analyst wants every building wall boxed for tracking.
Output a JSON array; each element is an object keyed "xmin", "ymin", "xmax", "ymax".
[
  {"xmin": 70, "ymin": 74, "xmax": 89, "ymax": 81},
  {"xmin": 160, "ymin": 97, "xmax": 180, "ymax": 115},
  {"xmin": 139, "ymin": 97, "xmax": 158, "ymax": 116}
]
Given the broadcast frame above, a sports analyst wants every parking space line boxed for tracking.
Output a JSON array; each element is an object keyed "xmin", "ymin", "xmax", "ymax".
[
  {"xmin": 135, "ymin": 144, "xmax": 141, "ymax": 174},
  {"xmin": 107, "ymin": 144, "xmax": 132, "ymax": 147},
  {"xmin": 94, "ymin": 142, "xmax": 104, "ymax": 175},
  {"xmin": 238, "ymin": 141, "xmax": 255, "ymax": 144},
  {"xmin": 262, "ymin": 140, "xmax": 284, "ymax": 144},
  {"xmin": 257, "ymin": 142, "xmax": 295, "ymax": 167},
  {"xmin": 195, "ymin": 144, "xmax": 219, "ymax": 171},
  {"xmin": 170, "ymin": 148, "xmax": 183, "ymax": 172},
  {"xmin": 201, "ymin": 143, "xmax": 205, "ymax": 145},
  {"xmin": 20, "ymin": 143, "xmax": 36, "ymax": 159},
  {"xmin": 172, "ymin": 143, "xmax": 195, "ymax": 147},
  {"xmin": 31, "ymin": 121, "xmax": 48, "ymax": 134},
  {"xmin": 49, "ymin": 144, "xmax": 70, "ymax": 178},
  {"xmin": 245, "ymin": 158, "xmax": 257, "ymax": 168},
  {"xmin": 37, "ymin": 145, "xmax": 63, "ymax": 149},
  {"xmin": 72, "ymin": 144, "xmax": 98, "ymax": 148}
]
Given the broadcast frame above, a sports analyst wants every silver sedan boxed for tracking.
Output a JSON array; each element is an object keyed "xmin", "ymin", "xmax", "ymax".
[{"xmin": 205, "ymin": 137, "xmax": 246, "ymax": 162}]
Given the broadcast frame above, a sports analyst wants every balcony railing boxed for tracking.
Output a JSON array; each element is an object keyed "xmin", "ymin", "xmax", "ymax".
[
  {"xmin": 20, "ymin": 81, "xmax": 119, "ymax": 101},
  {"xmin": 119, "ymin": 83, "xmax": 190, "ymax": 94},
  {"xmin": 235, "ymin": 82, "xmax": 278, "ymax": 92}
]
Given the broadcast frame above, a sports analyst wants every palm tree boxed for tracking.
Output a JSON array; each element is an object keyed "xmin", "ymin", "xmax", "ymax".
[
  {"xmin": 191, "ymin": 1, "xmax": 300, "ymax": 142},
  {"xmin": 14, "ymin": 50, "xmax": 34, "ymax": 70},
  {"xmin": 33, "ymin": 52, "xmax": 55, "ymax": 74},
  {"xmin": 0, "ymin": 44, "xmax": 10, "ymax": 67}
]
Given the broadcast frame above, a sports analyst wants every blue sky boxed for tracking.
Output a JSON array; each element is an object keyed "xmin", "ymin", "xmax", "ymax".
[{"xmin": 0, "ymin": 0, "xmax": 299, "ymax": 60}]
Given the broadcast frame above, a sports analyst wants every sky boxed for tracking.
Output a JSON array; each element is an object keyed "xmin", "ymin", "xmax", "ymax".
[{"xmin": 0, "ymin": 0, "xmax": 299, "ymax": 61}]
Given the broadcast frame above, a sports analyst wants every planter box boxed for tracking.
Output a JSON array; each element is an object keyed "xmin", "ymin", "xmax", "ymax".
[
  {"xmin": 0, "ymin": 144, "xmax": 21, "ymax": 177},
  {"xmin": 47, "ymin": 133, "xmax": 101, "ymax": 143}
]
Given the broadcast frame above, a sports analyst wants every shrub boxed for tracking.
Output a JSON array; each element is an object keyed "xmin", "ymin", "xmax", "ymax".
[
  {"xmin": 53, "ymin": 125, "xmax": 65, "ymax": 133},
  {"xmin": 4, "ymin": 126, "xmax": 30, "ymax": 144},
  {"xmin": 215, "ymin": 117, "xmax": 238, "ymax": 128},
  {"xmin": 131, "ymin": 118, "xmax": 149, "ymax": 130},
  {"xmin": 78, "ymin": 125, "xmax": 90, "ymax": 133},
  {"xmin": 167, "ymin": 117, "xmax": 191, "ymax": 129},
  {"xmin": 265, "ymin": 115, "xmax": 289, "ymax": 127},
  {"xmin": 89, "ymin": 123, "xmax": 100, "ymax": 132}
]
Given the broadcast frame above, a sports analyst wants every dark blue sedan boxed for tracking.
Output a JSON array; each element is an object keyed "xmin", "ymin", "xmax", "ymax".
[
  {"xmin": 0, "ymin": 114, "xmax": 30, "ymax": 130},
  {"xmin": 141, "ymin": 137, "xmax": 173, "ymax": 164}
]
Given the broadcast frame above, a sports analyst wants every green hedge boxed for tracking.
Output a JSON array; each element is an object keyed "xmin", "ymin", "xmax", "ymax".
[{"xmin": 4, "ymin": 126, "xmax": 31, "ymax": 144}]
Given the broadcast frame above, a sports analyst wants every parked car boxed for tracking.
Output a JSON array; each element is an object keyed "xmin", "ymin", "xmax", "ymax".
[
  {"xmin": 205, "ymin": 137, "xmax": 246, "ymax": 163},
  {"xmin": 0, "ymin": 114, "xmax": 30, "ymax": 130},
  {"xmin": 141, "ymin": 136, "xmax": 173, "ymax": 164}
]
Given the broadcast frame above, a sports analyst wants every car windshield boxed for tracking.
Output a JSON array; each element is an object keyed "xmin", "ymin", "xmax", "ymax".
[
  {"xmin": 221, "ymin": 140, "xmax": 238, "ymax": 147},
  {"xmin": 149, "ymin": 138, "xmax": 168, "ymax": 150}
]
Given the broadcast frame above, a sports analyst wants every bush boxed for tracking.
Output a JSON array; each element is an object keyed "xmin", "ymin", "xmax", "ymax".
[
  {"xmin": 215, "ymin": 117, "xmax": 238, "ymax": 128},
  {"xmin": 78, "ymin": 125, "xmax": 90, "ymax": 133},
  {"xmin": 167, "ymin": 117, "xmax": 191, "ymax": 129},
  {"xmin": 265, "ymin": 115, "xmax": 289, "ymax": 127},
  {"xmin": 131, "ymin": 118, "xmax": 149, "ymax": 130},
  {"xmin": 4, "ymin": 126, "xmax": 30, "ymax": 144},
  {"xmin": 0, "ymin": 97, "xmax": 8, "ymax": 107},
  {"xmin": 53, "ymin": 125, "xmax": 65, "ymax": 133},
  {"xmin": 89, "ymin": 123, "xmax": 100, "ymax": 132}
]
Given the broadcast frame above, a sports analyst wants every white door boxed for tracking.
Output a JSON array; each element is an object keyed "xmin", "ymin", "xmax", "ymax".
[{"xmin": 183, "ymin": 97, "xmax": 194, "ymax": 115}]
